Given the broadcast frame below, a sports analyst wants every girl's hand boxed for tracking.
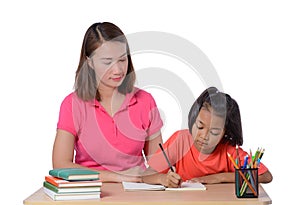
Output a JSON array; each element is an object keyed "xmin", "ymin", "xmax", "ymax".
[{"xmin": 162, "ymin": 167, "xmax": 182, "ymax": 188}]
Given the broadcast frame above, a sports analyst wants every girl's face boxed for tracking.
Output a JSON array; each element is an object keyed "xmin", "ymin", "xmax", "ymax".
[
  {"xmin": 88, "ymin": 41, "xmax": 128, "ymax": 90},
  {"xmin": 192, "ymin": 107, "xmax": 225, "ymax": 154}
]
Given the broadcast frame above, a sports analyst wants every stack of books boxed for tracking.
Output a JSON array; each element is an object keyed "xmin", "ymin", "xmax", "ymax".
[{"xmin": 43, "ymin": 168, "xmax": 102, "ymax": 201}]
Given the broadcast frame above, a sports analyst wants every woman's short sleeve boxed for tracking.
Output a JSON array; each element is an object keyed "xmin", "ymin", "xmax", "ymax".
[
  {"xmin": 57, "ymin": 93, "xmax": 77, "ymax": 136},
  {"xmin": 146, "ymin": 93, "xmax": 163, "ymax": 136}
]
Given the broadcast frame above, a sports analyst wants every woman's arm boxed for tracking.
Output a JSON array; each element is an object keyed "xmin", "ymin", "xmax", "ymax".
[
  {"xmin": 52, "ymin": 129, "xmax": 78, "ymax": 168},
  {"xmin": 143, "ymin": 131, "xmax": 163, "ymax": 161},
  {"xmin": 52, "ymin": 129, "xmax": 142, "ymax": 182}
]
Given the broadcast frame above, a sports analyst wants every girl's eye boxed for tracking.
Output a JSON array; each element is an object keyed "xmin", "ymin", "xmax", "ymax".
[
  {"xmin": 210, "ymin": 131, "xmax": 221, "ymax": 136},
  {"xmin": 196, "ymin": 125, "xmax": 203, "ymax": 130},
  {"xmin": 119, "ymin": 58, "xmax": 127, "ymax": 62}
]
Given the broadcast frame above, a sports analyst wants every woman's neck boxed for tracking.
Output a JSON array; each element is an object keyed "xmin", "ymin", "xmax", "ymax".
[
  {"xmin": 99, "ymin": 87, "xmax": 117, "ymax": 101},
  {"xmin": 98, "ymin": 86, "xmax": 125, "ymax": 116}
]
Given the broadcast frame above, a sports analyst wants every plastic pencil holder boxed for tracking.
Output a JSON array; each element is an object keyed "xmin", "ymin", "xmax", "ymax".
[{"xmin": 235, "ymin": 168, "xmax": 259, "ymax": 198}]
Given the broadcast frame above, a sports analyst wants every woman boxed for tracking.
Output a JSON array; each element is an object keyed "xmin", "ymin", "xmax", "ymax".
[{"xmin": 52, "ymin": 22, "xmax": 163, "ymax": 182}]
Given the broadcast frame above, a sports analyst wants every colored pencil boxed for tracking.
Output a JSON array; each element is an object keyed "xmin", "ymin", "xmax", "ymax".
[
  {"xmin": 227, "ymin": 152, "xmax": 257, "ymax": 196},
  {"xmin": 236, "ymin": 144, "xmax": 240, "ymax": 167}
]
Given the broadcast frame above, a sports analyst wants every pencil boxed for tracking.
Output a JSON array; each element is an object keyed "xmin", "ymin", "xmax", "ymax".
[
  {"xmin": 254, "ymin": 148, "xmax": 264, "ymax": 168},
  {"xmin": 236, "ymin": 144, "xmax": 239, "ymax": 167},
  {"xmin": 159, "ymin": 143, "xmax": 174, "ymax": 172},
  {"xmin": 253, "ymin": 147, "xmax": 260, "ymax": 167},
  {"xmin": 227, "ymin": 152, "xmax": 257, "ymax": 196},
  {"xmin": 249, "ymin": 149, "xmax": 253, "ymax": 168},
  {"xmin": 240, "ymin": 170, "xmax": 257, "ymax": 196}
]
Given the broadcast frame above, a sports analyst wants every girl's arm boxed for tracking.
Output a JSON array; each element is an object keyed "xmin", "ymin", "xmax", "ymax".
[
  {"xmin": 52, "ymin": 129, "xmax": 142, "ymax": 182},
  {"xmin": 189, "ymin": 170, "xmax": 273, "ymax": 184},
  {"xmin": 258, "ymin": 170, "xmax": 273, "ymax": 183},
  {"xmin": 189, "ymin": 172, "xmax": 234, "ymax": 184}
]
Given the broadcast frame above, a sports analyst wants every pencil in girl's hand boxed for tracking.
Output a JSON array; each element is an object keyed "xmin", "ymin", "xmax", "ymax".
[{"xmin": 159, "ymin": 143, "xmax": 174, "ymax": 172}]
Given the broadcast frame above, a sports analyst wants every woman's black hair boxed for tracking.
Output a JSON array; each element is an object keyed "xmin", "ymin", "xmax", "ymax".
[{"xmin": 188, "ymin": 87, "xmax": 243, "ymax": 146}]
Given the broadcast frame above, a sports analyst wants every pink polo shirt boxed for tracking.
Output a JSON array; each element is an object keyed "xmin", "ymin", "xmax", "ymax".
[{"xmin": 57, "ymin": 88, "xmax": 163, "ymax": 171}]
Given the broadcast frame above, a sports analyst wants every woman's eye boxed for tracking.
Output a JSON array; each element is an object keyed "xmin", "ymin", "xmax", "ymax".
[{"xmin": 102, "ymin": 61, "xmax": 112, "ymax": 65}]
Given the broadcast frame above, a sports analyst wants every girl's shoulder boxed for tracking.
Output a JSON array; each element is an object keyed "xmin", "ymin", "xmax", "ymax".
[
  {"xmin": 214, "ymin": 142, "xmax": 235, "ymax": 155},
  {"xmin": 167, "ymin": 129, "xmax": 191, "ymax": 140},
  {"xmin": 216, "ymin": 142, "xmax": 248, "ymax": 159},
  {"xmin": 165, "ymin": 129, "xmax": 193, "ymax": 148}
]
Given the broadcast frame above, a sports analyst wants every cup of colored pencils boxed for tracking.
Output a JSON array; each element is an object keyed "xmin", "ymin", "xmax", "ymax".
[
  {"xmin": 235, "ymin": 167, "xmax": 258, "ymax": 198},
  {"xmin": 230, "ymin": 147, "xmax": 264, "ymax": 198}
]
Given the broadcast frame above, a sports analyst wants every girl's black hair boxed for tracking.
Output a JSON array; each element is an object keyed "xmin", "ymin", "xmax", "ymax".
[{"xmin": 188, "ymin": 87, "xmax": 243, "ymax": 146}]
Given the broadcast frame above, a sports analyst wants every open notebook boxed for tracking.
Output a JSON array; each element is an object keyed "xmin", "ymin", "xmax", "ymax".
[{"xmin": 122, "ymin": 181, "xmax": 206, "ymax": 191}]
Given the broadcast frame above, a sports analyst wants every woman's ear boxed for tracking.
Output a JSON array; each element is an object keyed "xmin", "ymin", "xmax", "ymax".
[{"xmin": 86, "ymin": 57, "xmax": 94, "ymax": 69}]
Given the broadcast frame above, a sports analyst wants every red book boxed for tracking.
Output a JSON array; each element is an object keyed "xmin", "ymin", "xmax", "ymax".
[{"xmin": 45, "ymin": 175, "xmax": 102, "ymax": 188}]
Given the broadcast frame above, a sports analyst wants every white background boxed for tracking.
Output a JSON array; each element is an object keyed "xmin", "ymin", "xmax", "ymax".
[{"xmin": 0, "ymin": 0, "xmax": 298, "ymax": 204}]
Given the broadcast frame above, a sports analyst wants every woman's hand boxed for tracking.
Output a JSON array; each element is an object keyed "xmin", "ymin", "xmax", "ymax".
[
  {"xmin": 118, "ymin": 174, "xmax": 142, "ymax": 183},
  {"xmin": 116, "ymin": 166, "xmax": 144, "ymax": 182},
  {"xmin": 118, "ymin": 166, "xmax": 144, "ymax": 176}
]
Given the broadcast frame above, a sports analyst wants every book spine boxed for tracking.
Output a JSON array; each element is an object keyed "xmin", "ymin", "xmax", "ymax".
[
  {"xmin": 45, "ymin": 176, "xmax": 60, "ymax": 187},
  {"xmin": 43, "ymin": 181, "xmax": 59, "ymax": 193}
]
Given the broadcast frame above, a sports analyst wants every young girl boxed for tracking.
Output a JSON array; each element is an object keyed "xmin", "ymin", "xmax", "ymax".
[{"xmin": 142, "ymin": 87, "xmax": 272, "ymax": 187}]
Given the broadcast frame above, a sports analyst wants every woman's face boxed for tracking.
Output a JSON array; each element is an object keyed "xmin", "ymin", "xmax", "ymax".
[
  {"xmin": 88, "ymin": 41, "xmax": 128, "ymax": 90},
  {"xmin": 192, "ymin": 107, "xmax": 225, "ymax": 154}
]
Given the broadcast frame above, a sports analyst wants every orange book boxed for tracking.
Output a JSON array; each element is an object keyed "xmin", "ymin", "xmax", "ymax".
[{"xmin": 45, "ymin": 175, "xmax": 102, "ymax": 188}]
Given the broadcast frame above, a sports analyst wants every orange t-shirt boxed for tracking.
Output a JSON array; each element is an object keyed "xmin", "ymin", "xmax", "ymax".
[{"xmin": 148, "ymin": 129, "xmax": 268, "ymax": 181}]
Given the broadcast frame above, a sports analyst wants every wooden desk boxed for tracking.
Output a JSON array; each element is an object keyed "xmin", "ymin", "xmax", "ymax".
[{"xmin": 23, "ymin": 183, "xmax": 272, "ymax": 205}]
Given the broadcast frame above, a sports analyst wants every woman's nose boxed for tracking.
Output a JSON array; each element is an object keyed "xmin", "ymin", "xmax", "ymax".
[{"xmin": 111, "ymin": 61, "xmax": 123, "ymax": 73}]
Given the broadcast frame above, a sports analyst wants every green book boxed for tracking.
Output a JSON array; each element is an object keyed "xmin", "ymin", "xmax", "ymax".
[
  {"xmin": 43, "ymin": 181, "xmax": 101, "ymax": 193},
  {"xmin": 49, "ymin": 168, "xmax": 99, "ymax": 181}
]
